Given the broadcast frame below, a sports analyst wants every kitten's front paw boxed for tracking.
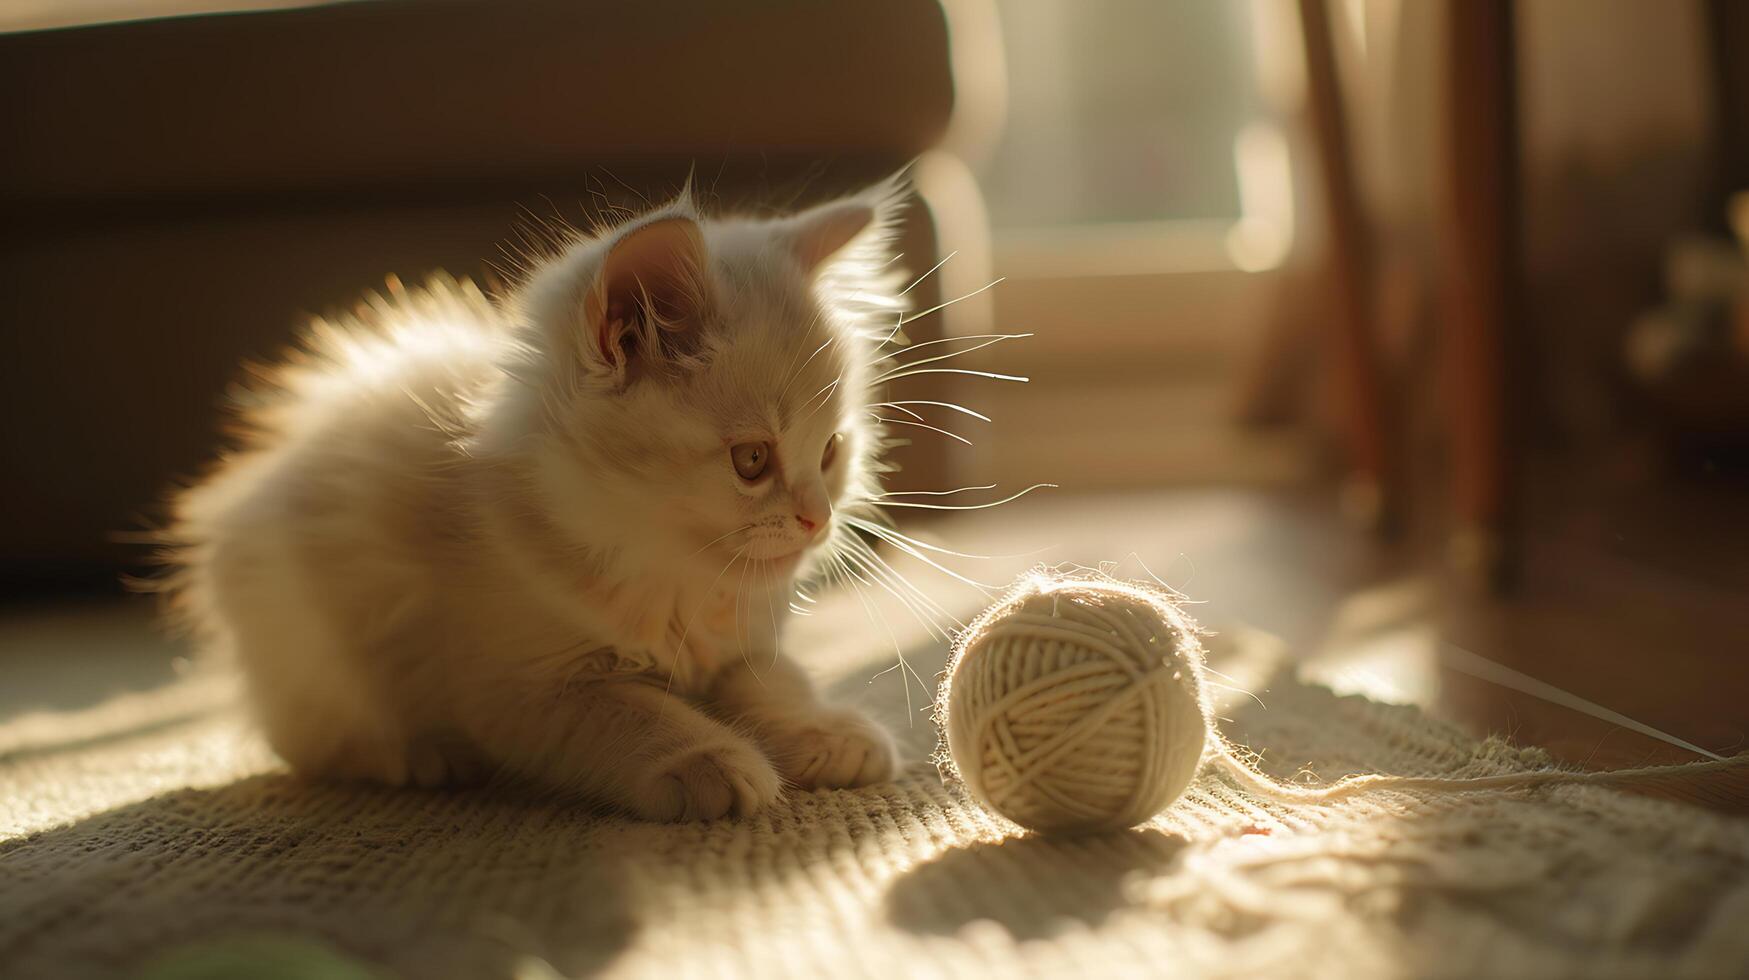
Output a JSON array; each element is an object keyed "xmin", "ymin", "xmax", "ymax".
[
  {"xmin": 764, "ymin": 708, "xmax": 897, "ymax": 790},
  {"xmin": 632, "ymin": 740, "xmax": 781, "ymax": 822}
]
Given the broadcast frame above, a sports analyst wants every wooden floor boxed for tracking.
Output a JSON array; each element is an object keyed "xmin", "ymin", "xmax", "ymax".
[{"xmin": 915, "ymin": 476, "xmax": 1748, "ymax": 775}]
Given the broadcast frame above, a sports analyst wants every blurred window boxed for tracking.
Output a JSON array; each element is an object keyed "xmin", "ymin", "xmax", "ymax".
[
  {"xmin": 976, "ymin": 0, "xmax": 1295, "ymax": 275},
  {"xmin": 945, "ymin": 0, "xmax": 1307, "ymax": 491},
  {"xmin": 981, "ymin": 0, "xmax": 1263, "ymax": 230}
]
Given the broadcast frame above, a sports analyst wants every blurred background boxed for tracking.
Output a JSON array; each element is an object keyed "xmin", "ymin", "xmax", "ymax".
[{"xmin": 2, "ymin": 0, "xmax": 1745, "ymax": 770}]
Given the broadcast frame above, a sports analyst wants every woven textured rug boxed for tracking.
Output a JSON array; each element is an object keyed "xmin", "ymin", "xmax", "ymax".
[{"xmin": 3, "ymin": 613, "xmax": 1748, "ymax": 980}]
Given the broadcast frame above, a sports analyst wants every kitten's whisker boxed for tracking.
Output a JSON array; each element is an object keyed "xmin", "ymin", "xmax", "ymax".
[
  {"xmin": 869, "ymin": 416, "xmax": 972, "ymax": 447},
  {"xmin": 800, "ymin": 375, "xmax": 841, "ymax": 410},
  {"xmin": 873, "ymin": 400, "xmax": 992, "ymax": 423},
  {"xmin": 871, "ymin": 334, "xmax": 1027, "ymax": 383},
  {"xmin": 871, "ymin": 521, "xmax": 1056, "ymax": 560},
  {"xmin": 879, "ymin": 312, "xmax": 906, "ymax": 347},
  {"xmin": 777, "ymin": 334, "xmax": 834, "ymax": 404},
  {"xmin": 829, "ymin": 553, "xmax": 923, "ymax": 724},
  {"xmin": 844, "ymin": 548, "xmax": 972, "ymax": 638},
  {"xmin": 685, "ymin": 523, "xmax": 754, "ymax": 561},
  {"xmin": 899, "ymin": 249, "xmax": 958, "ymax": 296},
  {"xmin": 844, "ymin": 516, "xmax": 997, "ymax": 563},
  {"xmin": 874, "ymin": 484, "xmax": 997, "ymax": 497},
  {"xmin": 838, "ymin": 536, "xmax": 951, "ymax": 631},
  {"xmin": 896, "ymin": 278, "xmax": 1005, "ymax": 326},
  {"xmin": 734, "ymin": 550, "xmax": 757, "ymax": 682},
  {"xmin": 841, "ymin": 537, "xmax": 962, "ymax": 637},
  {"xmin": 874, "ymin": 367, "xmax": 1029, "ymax": 384},
  {"xmin": 667, "ymin": 545, "xmax": 749, "ymax": 705},
  {"xmin": 844, "ymin": 519, "xmax": 997, "ymax": 593},
  {"xmin": 877, "ymin": 331, "xmax": 1033, "ymax": 360},
  {"xmin": 762, "ymin": 559, "xmax": 780, "ymax": 671},
  {"xmin": 828, "ymin": 555, "xmax": 902, "ymax": 699},
  {"xmin": 871, "ymin": 483, "xmax": 1056, "ymax": 511},
  {"xmin": 875, "ymin": 403, "xmax": 926, "ymax": 422},
  {"xmin": 776, "ymin": 310, "xmax": 831, "ymax": 384},
  {"xmin": 799, "ymin": 376, "xmax": 844, "ymax": 425},
  {"xmin": 848, "ymin": 561, "xmax": 938, "ymax": 705}
]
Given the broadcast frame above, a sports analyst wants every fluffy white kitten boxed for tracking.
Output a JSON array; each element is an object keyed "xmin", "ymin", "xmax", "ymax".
[{"xmin": 165, "ymin": 184, "xmax": 911, "ymax": 821}]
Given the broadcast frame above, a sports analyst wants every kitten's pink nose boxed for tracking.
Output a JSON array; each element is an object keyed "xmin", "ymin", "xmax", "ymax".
[{"xmin": 792, "ymin": 481, "xmax": 831, "ymax": 537}]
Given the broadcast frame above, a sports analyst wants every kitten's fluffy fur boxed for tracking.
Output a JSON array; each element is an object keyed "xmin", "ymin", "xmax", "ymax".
[{"xmin": 164, "ymin": 185, "xmax": 909, "ymax": 821}]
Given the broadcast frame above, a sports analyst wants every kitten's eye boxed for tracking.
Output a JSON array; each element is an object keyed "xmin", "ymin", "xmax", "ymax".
[
  {"xmin": 730, "ymin": 442, "xmax": 771, "ymax": 482},
  {"xmin": 821, "ymin": 432, "xmax": 842, "ymax": 471}
]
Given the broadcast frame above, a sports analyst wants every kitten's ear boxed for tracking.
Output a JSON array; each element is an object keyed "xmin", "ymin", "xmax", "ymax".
[
  {"xmin": 789, "ymin": 176, "xmax": 911, "ymax": 274},
  {"xmin": 583, "ymin": 216, "xmax": 710, "ymax": 374},
  {"xmin": 789, "ymin": 201, "xmax": 878, "ymax": 272}
]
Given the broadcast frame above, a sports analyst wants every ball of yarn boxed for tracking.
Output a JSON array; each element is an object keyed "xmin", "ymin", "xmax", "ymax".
[{"xmin": 939, "ymin": 571, "xmax": 1211, "ymax": 834}]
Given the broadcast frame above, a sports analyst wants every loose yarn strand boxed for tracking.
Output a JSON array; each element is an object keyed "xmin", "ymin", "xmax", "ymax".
[
  {"xmin": 1208, "ymin": 737, "xmax": 1749, "ymax": 807},
  {"xmin": 940, "ymin": 569, "xmax": 1749, "ymax": 833}
]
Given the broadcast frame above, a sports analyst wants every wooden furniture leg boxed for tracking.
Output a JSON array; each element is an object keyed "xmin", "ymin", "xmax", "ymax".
[
  {"xmin": 1297, "ymin": 0, "xmax": 1396, "ymax": 533},
  {"xmin": 1437, "ymin": 0, "xmax": 1520, "ymax": 592}
]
